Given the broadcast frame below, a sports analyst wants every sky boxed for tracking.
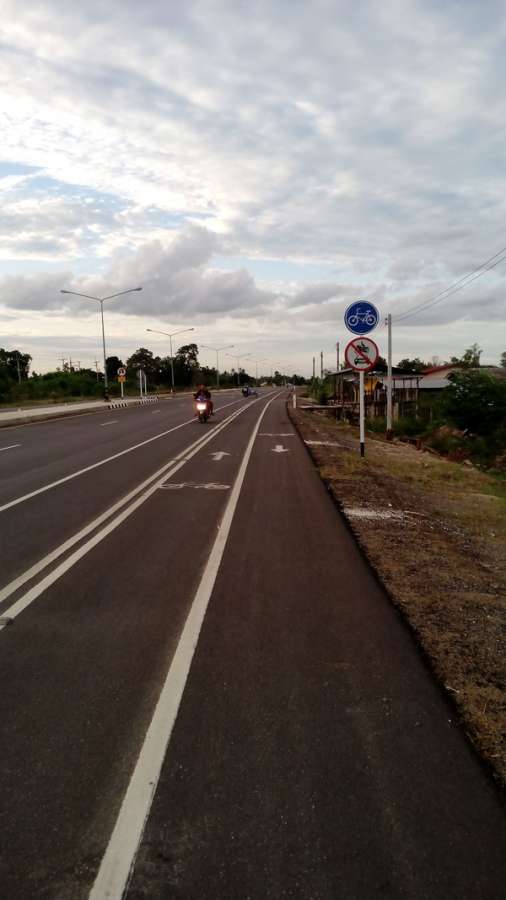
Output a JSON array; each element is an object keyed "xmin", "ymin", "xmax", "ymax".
[{"xmin": 1, "ymin": 0, "xmax": 506, "ymax": 377}]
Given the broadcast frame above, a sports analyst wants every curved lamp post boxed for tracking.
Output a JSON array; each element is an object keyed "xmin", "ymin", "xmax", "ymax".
[
  {"xmin": 61, "ymin": 286, "xmax": 142, "ymax": 398},
  {"xmin": 201, "ymin": 344, "xmax": 234, "ymax": 388},
  {"xmin": 226, "ymin": 352, "xmax": 252, "ymax": 386},
  {"xmin": 146, "ymin": 327, "xmax": 195, "ymax": 392}
]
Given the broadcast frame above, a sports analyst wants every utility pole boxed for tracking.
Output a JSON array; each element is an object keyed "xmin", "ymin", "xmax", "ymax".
[
  {"xmin": 320, "ymin": 351, "xmax": 323, "ymax": 380},
  {"xmin": 15, "ymin": 352, "xmax": 21, "ymax": 384},
  {"xmin": 312, "ymin": 356, "xmax": 315, "ymax": 380},
  {"xmin": 386, "ymin": 313, "xmax": 393, "ymax": 440},
  {"xmin": 336, "ymin": 342, "xmax": 340, "ymax": 372},
  {"xmin": 94, "ymin": 359, "xmax": 100, "ymax": 381}
]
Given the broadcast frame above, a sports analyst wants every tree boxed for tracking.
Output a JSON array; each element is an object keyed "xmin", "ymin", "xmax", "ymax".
[
  {"xmin": 0, "ymin": 348, "xmax": 32, "ymax": 381},
  {"xmin": 126, "ymin": 348, "xmax": 159, "ymax": 378},
  {"xmin": 396, "ymin": 357, "xmax": 428, "ymax": 373},
  {"xmin": 500, "ymin": 351, "xmax": 506, "ymax": 369},
  {"xmin": 173, "ymin": 343, "xmax": 199, "ymax": 387},
  {"xmin": 441, "ymin": 370, "xmax": 506, "ymax": 435},
  {"xmin": 450, "ymin": 343, "xmax": 482, "ymax": 368},
  {"xmin": 175, "ymin": 343, "xmax": 199, "ymax": 369},
  {"xmin": 105, "ymin": 355, "xmax": 124, "ymax": 382}
]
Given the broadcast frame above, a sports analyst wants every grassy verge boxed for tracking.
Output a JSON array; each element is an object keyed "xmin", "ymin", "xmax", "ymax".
[{"xmin": 290, "ymin": 407, "xmax": 506, "ymax": 788}]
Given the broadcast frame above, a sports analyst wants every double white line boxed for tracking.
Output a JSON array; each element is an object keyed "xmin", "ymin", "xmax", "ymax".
[
  {"xmin": 89, "ymin": 393, "xmax": 279, "ymax": 900},
  {"xmin": 0, "ymin": 398, "xmax": 262, "ymax": 621}
]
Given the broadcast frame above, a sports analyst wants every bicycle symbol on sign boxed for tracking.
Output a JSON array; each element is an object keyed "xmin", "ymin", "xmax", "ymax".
[{"xmin": 347, "ymin": 307, "xmax": 377, "ymax": 328}]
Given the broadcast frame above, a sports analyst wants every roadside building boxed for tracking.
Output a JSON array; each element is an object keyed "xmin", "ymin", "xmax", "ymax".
[{"xmin": 327, "ymin": 368, "xmax": 420, "ymax": 421}]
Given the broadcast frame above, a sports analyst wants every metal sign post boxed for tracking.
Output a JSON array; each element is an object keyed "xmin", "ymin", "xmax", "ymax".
[
  {"xmin": 344, "ymin": 337, "xmax": 379, "ymax": 459},
  {"xmin": 359, "ymin": 371, "xmax": 365, "ymax": 457},
  {"xmin": 117, "ymin": 367, "xmax": 126, "ymax": 399}
]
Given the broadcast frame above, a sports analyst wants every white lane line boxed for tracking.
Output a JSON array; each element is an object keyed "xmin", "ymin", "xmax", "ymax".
[
  {"xmin": 88, "ymin": 394, "xmax": 278, "ymax": 900},
  {"xmin": 151, "ymin": 410, "xmax": 161, "ymax": 415},
  {"xmin": 0, "ymin": 397, "xmax": 243, "ymax": 514},
  {"xmin": 0, "ymin": 396, "xmax": 272, "ymax": 611},
  {"xmin": 0, "ymin": 444, "xmax": 22, "ymax": 452},
  {"xmin": 101, "ymin": 421, "xmax": 118, "ymax": 427}
]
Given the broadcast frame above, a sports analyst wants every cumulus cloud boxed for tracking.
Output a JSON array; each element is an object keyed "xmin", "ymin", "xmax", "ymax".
[{"xmin": 0, "ymin": 225, "xmax": 275, "ymax": 319}]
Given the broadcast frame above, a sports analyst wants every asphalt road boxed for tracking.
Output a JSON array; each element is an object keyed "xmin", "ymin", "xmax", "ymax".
[{"xmin": 0, "ymin": 390, "xmax": 505, "ymax": 899}]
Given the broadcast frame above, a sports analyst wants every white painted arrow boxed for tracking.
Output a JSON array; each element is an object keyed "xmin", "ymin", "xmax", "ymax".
[
  {"xmin": 210, "ymin": 451, "xmax": 231, "ymax": 461},
  {"xmin": 271, "ymin": 444, "xmax": 290, "ymax": 453}
]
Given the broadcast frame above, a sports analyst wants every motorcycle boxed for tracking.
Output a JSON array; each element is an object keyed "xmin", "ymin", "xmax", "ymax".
[{"xmin": 195, "ymin": 398, "xmax": 211, "ymax": 423}]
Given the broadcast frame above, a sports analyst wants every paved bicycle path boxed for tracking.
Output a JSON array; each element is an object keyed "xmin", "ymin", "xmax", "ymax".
[{"xmin": 128, "ymin": 394, "xmax": 506, "ymax": 900}]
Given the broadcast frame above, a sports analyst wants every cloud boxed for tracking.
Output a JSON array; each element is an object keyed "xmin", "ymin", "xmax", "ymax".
[
  {"xmin": 0, "ymin": 225, "xmax": 275, "ymax": 319},
  {"xmin": 1, "ymin": 0, "xmax": 506, "ymax": 371}
]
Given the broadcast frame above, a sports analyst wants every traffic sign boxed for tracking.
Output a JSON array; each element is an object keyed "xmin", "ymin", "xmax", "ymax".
[
  {"xmin": 118, "ymin": 375, "xmax": 126, "ymax": 383},
  {"xmin": 117, "ymin": 367, "xmax": 126, "ymax": 376},
  {"xmin": 344, "ymin": 301, "xmax": 379, "ymax": 334},
  {"xmin": 344, "ymin": 337, "xmax": 379, "ymax": 372}
]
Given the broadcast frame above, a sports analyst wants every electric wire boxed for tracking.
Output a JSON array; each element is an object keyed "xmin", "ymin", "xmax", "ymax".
[{"xmin": 394, "ymin": 245, "xmax": 506, "ymax": 323}]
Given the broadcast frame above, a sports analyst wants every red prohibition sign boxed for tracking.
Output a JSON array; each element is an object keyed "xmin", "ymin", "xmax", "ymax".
[{"xmin": 344, "ymin": 337, "xmax": 379, "ymax": 372}]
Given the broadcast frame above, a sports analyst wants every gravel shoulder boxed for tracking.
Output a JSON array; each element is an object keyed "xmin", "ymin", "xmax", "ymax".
[{"xmin": 290, "ymin": 403, "xmax": 506, "ymax": 788}]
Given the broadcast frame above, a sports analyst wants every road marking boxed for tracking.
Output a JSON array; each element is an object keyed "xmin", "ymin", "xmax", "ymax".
[
  {"xmin": 271, "ymin": 444, "xmax": 290, "ymax": 453},
  {"xmin": 100, "ymin": 421, "xmax": 118, "ymax": 427},
  {"xmin": 0, "ymin": 444, "xmax": 22, "ymax": 452},
  {"xmin": 259, "ymin": 433, "xmax": 295, "ymax": 437},
  {"xmin": 151, "ymin": 410, "xmax": 161, "ymax": 414},
  {"xmin": 88, "ymin": 394, "xmax": 278, "ymax": 900},
  {"xmin": 0, "ymin": 397, "xmax": 243, "ymax": 514},
  {"xmin": 305, "ymin": 440, "xmax": 343, "ymax": 447},
  {"xmin": 159, "ymin": 482, "xmax": 230, "ymax": 491},
  {"xmin": 0, "ymin": 396, "xmax": 278, "ymax": 610},
  {"xmin": 210, "ymin": 451, "xmax": 230, "ymax": 461}
]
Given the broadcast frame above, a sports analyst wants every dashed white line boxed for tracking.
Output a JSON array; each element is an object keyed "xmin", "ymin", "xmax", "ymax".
[
  {"xmin": 101, "ymin": 421, "xmax": 118, "ymax": 427},
  {"xmin": 0, "ymin": 397, "xmax": 243, "ymax": 514},
  {"xmin": 0, "ymin": 395, "xmax": 274, "ymax": 609},
  {"xmin": 0, "ymin": 444, "xmax": 22, "ymax": 452}
]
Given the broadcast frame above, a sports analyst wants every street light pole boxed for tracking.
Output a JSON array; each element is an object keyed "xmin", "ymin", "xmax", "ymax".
[
  {"xmin": 226, "ymin": 352, "xmax": 251, "ymax": 386},
  {"xmin": 146, "ymin": 327, "xmax": 195, "ymax": 393},
  {"xmin": 201, "ymin": 344, "xmax": 234, "ymax": 388},
  {"xmin": 253, "ymin": 358, "xmax": 268, "ymax": 387},
  {"xmin": 61, "ymin": 286, "xmax": 142, "ymax": 398}
]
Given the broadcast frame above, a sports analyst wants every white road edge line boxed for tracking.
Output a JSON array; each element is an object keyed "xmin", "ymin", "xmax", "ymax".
[
  {"xmin": 101, "ymin": 421, "xmax": 118, "ymax": 426},
  {"xmin": 0, "ymin": 397, "xmax": 243, "ymax": 514},
  {"xmin": 0, "ymin": 444, "xmax": 22, "ymax": 452},
  {"xmin": 88, "ymin": 393, "xmax": 279, "ymax": 900},
  {"xmin": 0, "ymin": 395, "xmax": 269, "ymax": 612}
]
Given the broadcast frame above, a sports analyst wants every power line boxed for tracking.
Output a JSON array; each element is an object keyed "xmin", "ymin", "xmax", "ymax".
[{"xmin": 395, "ymin": 244, "xmax": 506, "ymax": 323}]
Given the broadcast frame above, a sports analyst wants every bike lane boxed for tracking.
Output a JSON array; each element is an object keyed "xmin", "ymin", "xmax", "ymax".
[
  {"xmin": 127, "ymin": 394, "xmax": 506, "ymax": 899},
  {"xmin": 0, "ymin": 394, "xmax": 277, "ymax": 899}
]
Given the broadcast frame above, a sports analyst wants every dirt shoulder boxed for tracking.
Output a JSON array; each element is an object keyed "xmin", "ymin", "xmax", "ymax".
[{"xmin": 289, "ymin": 403, "xmax": 506, "ymax": 788}]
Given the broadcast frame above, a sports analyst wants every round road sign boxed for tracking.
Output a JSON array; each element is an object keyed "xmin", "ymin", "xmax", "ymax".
[
  {"xmin": 344, "ymin": 337, "xmax": 379, "ymax": 372},
  {"xmin": 117, "ymin": 367, "xmax": 126, "ymax": 376},
  {"xmin": 344, "ymin": 301, "xmax": 379, "ymax": 334}
]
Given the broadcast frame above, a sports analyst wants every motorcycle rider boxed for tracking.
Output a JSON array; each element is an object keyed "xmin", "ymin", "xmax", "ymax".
[{"xmin": 193, "ymin": 383, "xmax": 214, "ymax": 416}]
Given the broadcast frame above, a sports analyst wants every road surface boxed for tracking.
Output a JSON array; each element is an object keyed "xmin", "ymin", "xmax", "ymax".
[{"xmin": 0, "ymin": 390, "xmax": 505, "ymax": 899}]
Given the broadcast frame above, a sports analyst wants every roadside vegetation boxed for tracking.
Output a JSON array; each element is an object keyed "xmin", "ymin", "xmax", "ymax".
[
  {"xmin": 309, "ymin": 345, "xmax": 506, "ymax": 470},
  {"xmin": 0, "ymin": 344, "xmax": 304, "ymax": 405},
  {"xmin": 290, "ymin": 404, "xmax": 506, "ymax": 787}
]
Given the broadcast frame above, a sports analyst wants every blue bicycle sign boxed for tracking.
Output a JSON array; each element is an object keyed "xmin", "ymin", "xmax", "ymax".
[{"xmin": 344, "ymin": 301, "xmax": 379, "ymax": 335}]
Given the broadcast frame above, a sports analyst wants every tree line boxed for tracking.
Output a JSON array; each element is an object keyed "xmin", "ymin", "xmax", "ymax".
[{"xmin": 0, "ymin": 342, "xmax": 306, "ymax": 404}]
